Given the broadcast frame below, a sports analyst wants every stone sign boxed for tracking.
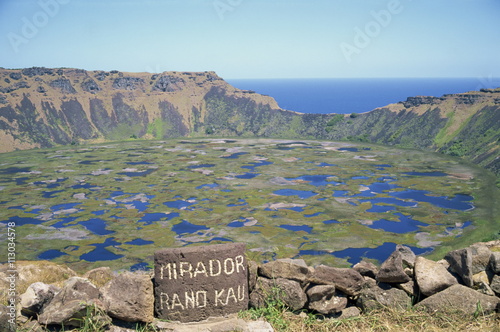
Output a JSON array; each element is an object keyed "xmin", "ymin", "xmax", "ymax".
[{"xmin": 154, "ymin": 243, "xmax": 248, "ymax": 322}]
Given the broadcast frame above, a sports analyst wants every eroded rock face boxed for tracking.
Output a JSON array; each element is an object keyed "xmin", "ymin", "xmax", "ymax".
[
  {"xmin": 100, "ymin": 272, "xmax": 154, "ymax": 323},
  {"xmin": 414, "ymin": 256, "xmax": 458, "ymax": 297},
  {"xmin": 415, "ymin": 284, "xmax": 499, "ymax": 315},
  {"xmin": 154, "ymin": 243, "xmax": 248, "ymax": 323}
]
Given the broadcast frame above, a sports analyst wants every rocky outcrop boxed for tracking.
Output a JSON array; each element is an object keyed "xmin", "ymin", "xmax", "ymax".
[
  {"xmin": 112, "ymin": 77, "xmax": 144, "ymax": 90},
  {"xmin": 100, "ymin": 272, "xmax": 154, "ymax": 323}
]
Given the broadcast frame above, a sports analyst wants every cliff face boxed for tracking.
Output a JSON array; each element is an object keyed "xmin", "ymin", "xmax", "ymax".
[
  {"xmin": 1, "ymin": 67, "xmax": 499, "ymax": 176},
  {"xmin": 319, "ymin": 90, "xmax": 500, "ymax": 176},
  {"xmin": 0, "ymin": 67, "xmax": 284, "ymax": 151}
]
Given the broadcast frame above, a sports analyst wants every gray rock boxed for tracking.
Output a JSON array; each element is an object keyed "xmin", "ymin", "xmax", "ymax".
[
  {"xmin": 0, "ymin": 304, "xmax": 16, "ymax": 332},
  {"xmin": 259, "ymin": 259, "xmax": 310, "ymax": 284},
  {"xmin": 445, "ymin": 248, "xmax": 473, "ymax": 287},
  {"xmin": 49, "ymin": 78, "xmax": 77, "ymax": 93},
  {"xmin": 113, "ymin": 77, "xmax": 144, "ymax": 90},
  {"xmin": 38, "ymin": 277, "xmax": 101, "ymax": 327},
  {"xmin": 20, "ymin": 282, "xmax": 59, "ymax": 317},
  {"xmin": 395, "ymin": 280, "xmax": 418, "ymax": 297},
  {"xmin": 81, "ymin": 78, "xmax": 101, "ymax": 93},
  {"xmin": 17, "ymin": 320, "xmax": 45, "ymax": 332},
  {"xmin": 353, "ymin": 260, "xmax": 378, "ymax": 279},
  {"xmin": 396, "ymin": 244, "xmax": 416, "ymax": 268},
  {"xmin": 306, "ymin": 285, "xmax": 347, "ymax": 314},
  {"xmin": 336, "ymin": 306, "xmax": 361, "ymax": 319},
  {"xmin": 488, "ymin": 252, "xmax": 500, "ymax": 273},
  {"xmin": 414, "ymin": 256, "xmax": 458, "ymax": 296},
  {"xmin": 250, "ymin": 277, "xmax": 307, "ymax": 311},
  {"xmin": 100, "ymin": 271, "xmax": 154, "ymax": 323},
  {"xmin": 248, "ymin": 260, "xmax": 259, "ymax": 292},
  {"xmin": 472, "ymin": 271, "xmax": 495, "ymax": 296},
  {"xmin": 356, "ymin": 283, "xmax": 411, "ymax": 313},
  {"xmin": 415, "ymin": 284, "xmax": 499, "ymax": 315},
  {"xmin": 376, "ymin": 250, "xmax": 411, "ymax": 284},
  {"xmin": 152, "ymin": 75, "xmax": 185, "ymax": 92},
  {"xmin": 490, "ymin": 274, "xmax": 500, "ymax": 295},
  {"xmin": 469, "ymin": 243, "xmax": 492, "ymax": 274},
  {"xmin": 309, "ymin": 265, "xmax": 364, "ymax": 296}
]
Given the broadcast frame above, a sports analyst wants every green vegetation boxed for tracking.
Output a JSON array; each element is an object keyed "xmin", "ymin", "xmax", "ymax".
[
  {"xmin": 240, "ymin": 285, "xmax": 290, "ymax": 330},
  {"xmin": 325, "ymin": 114, "xmax": 344, "ymax": 132}
]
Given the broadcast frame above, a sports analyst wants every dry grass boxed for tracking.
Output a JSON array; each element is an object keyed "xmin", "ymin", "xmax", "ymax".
[{"xmin": 268, "ymin": 308, "xmax": 500, "ymax": 332}]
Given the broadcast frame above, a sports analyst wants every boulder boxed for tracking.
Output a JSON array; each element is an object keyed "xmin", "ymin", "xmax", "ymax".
[
  {"xmin": 414, "ymin": 256, "xmax": 458, "ymax": 296},
  {"xmin": 444, "ymin": 248, "xmax": 473, "ymax": 287},
  {"xmin": 376, "ymin": 250, "xmax": 411, "ymax": 284},
  {"xmin": 415, "ymin": 284, "xmax": 499, "ymax": 315},
  {"xmin": 250, "ymin": 277, "xmax": 307, "ymax": 311},
  {"xmin": 248, "ymin": 260, "xmax": 259, "ymax": 292},
  {"xmin": 472, "ymin": 271, "xmax": 495, "ymax": 296},
  {"xmin": 20, "ymin": 282, "xmax": 59, "ymax": 317},
  {"xmin": 469, "ymin": 243, "xmax": 492, "ymax": 274},
  {"xmin": 38, "ymin": 277, "xmax": 101, "ymax": 327},
  {"xmin": 356, "ymin": 282, "xmax": 411, "ymax": 313},
  {"xmin": 490, "ymin": 274, "xmax": 500, "ymax": 295},
  {"xmin": 259, "ymin": 258, "xmax": 310, "ymax": 284},
  {"xmin": 353, "ymin": 260, "xmax": 378, "ymax": 279},
  {"xmin": 0, "ymin": 304, "xmax": 16, "ymax": 332},
  {"xmin": 309, "ymin": 265, "xmax": 364, "ymax": 296},
  {"xmin": 83, "ymin": 267, "xmax": 115, "ymax": 288},
  {"xmin": 307, "ymin": 285, "xmax": 347, "ymax": 314},
  {"xmin": 396, "ymin": 244, "xmax": 416, "ymax": 268},
  {"xmin": 395, "ymin": 280, "xmax": 418, "ymax": 297},
  {"xmin": 336, "ymin": 306, "xmax": 361, "ymax": 319},
  {"xmin": 100, "ymin": 272, "xmax": 154, "ymax": 323},
  {"xmin": 489, "ymin": 252, "xmax": 500, "ymax": 273}
]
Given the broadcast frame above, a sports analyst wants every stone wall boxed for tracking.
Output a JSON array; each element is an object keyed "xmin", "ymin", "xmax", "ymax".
[{"xmin": 1, "ymin": 240, "xmax": 500, "ymax": 331}]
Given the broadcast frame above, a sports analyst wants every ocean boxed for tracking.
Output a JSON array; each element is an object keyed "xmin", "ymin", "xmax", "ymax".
[{"xmin": 226, "ymin": 78, "xmax": 499, "ymax": 114}]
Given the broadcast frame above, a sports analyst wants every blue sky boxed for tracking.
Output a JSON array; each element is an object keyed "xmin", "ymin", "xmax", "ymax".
[{"xmin": 0, "ymin": 0, "xmax": 499, "ymax": 79}]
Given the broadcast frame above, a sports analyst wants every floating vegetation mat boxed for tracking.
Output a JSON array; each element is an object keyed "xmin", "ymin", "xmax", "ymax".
[{"xmin": 0, "ymin": 139, "xmax": 497, "ymax": 272}]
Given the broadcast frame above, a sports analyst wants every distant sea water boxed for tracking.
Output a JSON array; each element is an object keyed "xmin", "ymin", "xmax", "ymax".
[{"xmin": 227, "ymin": 78, "xmax": 499, "ymax": 114}]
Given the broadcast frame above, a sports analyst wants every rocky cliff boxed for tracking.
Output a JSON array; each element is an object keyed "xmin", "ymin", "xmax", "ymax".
[{"xmin": 1, "ymin": 67, "xmax": 499, "ymax": 177}]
